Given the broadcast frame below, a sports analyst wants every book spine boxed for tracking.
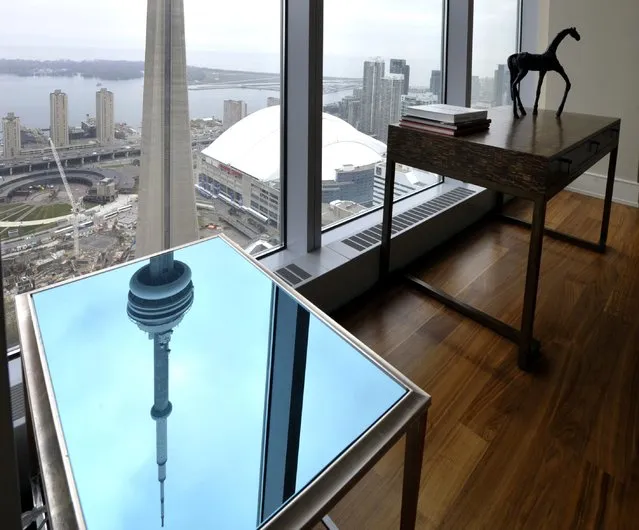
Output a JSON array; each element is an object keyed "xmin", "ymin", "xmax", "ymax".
[
  {"xmin": 451, "ymin": 113, "xmax": 489, "ymax": 124},
  {"xmin": 401, "ymin": 118, "xmax": 457, "ymax": 130},
  {"xmin": 399, "ymin": 122, "xmax": 456, "ymax": 135},
  {"xmin": 401, "ymin": 117, "xmax": 491, "ymax": 129}
]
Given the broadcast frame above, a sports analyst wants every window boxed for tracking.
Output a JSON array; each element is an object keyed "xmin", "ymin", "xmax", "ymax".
[
  {"xmin": 0, "ymin": 0, "xmax": 281, "ymax": 348},
  {"xmin": 322, "ymin": 0, "xmax": 444, "ymax": 229},
  {"xmin": 188, "ymin": 1, "xmax": 282, "ymax": 250},
  {"xmin": 471, "ymin": 0, "xmax": 520, "ymax": 109}
]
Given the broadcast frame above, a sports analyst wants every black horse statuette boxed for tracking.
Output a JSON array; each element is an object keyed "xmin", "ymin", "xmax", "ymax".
[{"xmin": 507, "ymin": 27, "xmax": 581, "ymax": 119}]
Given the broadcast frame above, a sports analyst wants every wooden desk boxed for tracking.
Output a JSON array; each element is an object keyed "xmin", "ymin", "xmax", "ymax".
[{"xmin": 380, "ymin": 107, "xmax": 620, "ymax": 370}]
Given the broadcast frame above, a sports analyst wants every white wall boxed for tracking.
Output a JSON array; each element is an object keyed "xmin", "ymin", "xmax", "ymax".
[{"xmin": 538, "ymin": 0, "xmax": 639, "ymax": 203}]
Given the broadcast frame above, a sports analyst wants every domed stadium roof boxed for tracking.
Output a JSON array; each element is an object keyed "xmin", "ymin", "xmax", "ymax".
[{"xmin": 201, "ymin": 106, "xmax": 386, "ymax": 182}]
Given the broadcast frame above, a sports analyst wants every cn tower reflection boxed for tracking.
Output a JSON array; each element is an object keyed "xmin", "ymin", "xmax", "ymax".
[{"xmin": 127, "ymin": 252, "xmax": 194, "ymax": 527}]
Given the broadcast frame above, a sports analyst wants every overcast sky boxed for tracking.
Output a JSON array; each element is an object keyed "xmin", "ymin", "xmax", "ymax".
[{"xmin": 0, "ymin": 0, "xmax": 518, "ymax": 81}]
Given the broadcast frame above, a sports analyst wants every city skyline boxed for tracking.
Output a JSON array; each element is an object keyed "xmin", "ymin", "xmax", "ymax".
[{"xmin": 0, "ymin": 58, "xmax": 509, "ymax": 142}]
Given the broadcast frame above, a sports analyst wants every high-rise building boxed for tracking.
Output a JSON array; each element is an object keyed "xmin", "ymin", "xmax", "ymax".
[
  {"xmin": 266, "ymin": 97, "xmax": 280, "ymax": 107},
  {"xmin": 136, "ymin": 0, "xmax": 198, "ymax": 259},
  {"xmin": 361, "ymin": 58, "xmax": 385, "ymax": 135},
  {"xmin": 343, "ymin": 95, "xmax": 361, "ymax": 128},
  {"xmin": 223, "ymin": 100, "xmax": 247, "ymax": 130},
  {"xmin": 429, "ymin": 70, "xmax": 442, "ymax": 103},
  {"xmin": 2, "ymin": 112, "xmax": 21, "ymax": 159},
  {"xmin": 389, "ymin": 59, "xmax": 410, "ymax": 95},
  {"xmin": 471, "ymin": 76, "xmax": 481, "ymax": 104},
  {"xmin": 493, "ymin": 64, "xmax": 511, "ymax": 106},
  {"xmin": 96, "ymin": 88, "xmax": 115, "ymax": 144},
  {"xmin": 50, "ymin": 89, "xmax": 69, "ymax": 147},
  {"xmin": 376, "ymin": 74, "xmax": 404, "ymax": 143}
]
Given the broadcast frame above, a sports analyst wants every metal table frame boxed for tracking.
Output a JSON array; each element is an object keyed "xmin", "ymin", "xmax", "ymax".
[
  {"xmin": 16, "ymin": 234, "xmax": 431, "ymax": 530},
  {"xmin": 379, "ymin": 115, "xmax": 619, "ymax": 371}
]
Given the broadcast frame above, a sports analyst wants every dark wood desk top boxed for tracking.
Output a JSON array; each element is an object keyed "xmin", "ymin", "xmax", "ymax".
[
  {"xmin": 387, "ymin": 107, "xmax": 621, "ymax": 198},
  {"xmin": 463, "ymin": 107, "xmax": 620, "ymax": 159}
]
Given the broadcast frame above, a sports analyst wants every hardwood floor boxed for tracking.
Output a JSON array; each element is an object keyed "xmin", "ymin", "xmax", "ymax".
[{"xmin": 323, "ymin": 191, "xmax": 639, "ymax": 529}]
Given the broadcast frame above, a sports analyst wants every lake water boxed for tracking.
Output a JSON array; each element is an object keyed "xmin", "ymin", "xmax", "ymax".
[{"xmin": 0, "ymin": 75, "xmax": 352, "ymax": 130}]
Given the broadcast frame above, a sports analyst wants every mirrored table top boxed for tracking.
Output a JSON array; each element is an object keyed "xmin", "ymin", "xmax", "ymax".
[{"xmin": 29, "ymin": 236, "xmax": 409, "ymax": 529}]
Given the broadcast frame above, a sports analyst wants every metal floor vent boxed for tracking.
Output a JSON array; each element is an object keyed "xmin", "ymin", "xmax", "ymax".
[
  {"xmin": 275, "ymin": 262, "xmax": 312, "ymax": 286},
  {"xmin": 341, "ymin": 186, "xmax": 476, "ymax": 253}
]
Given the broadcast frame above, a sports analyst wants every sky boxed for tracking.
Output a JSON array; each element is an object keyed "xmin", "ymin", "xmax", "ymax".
[
  {"xmin": 32, "ymin": 237, "xmax": 406, "ymax": 529},
  {"xmin": 0, "ymin": 0, "xmax": 519, "ymax": 82}
]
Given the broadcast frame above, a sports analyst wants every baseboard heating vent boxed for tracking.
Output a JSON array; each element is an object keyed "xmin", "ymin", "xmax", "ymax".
[
  {"xmin": 341, "ymin": 186, "xmax": 476, "ymax": 253},
  {"xmin": 275, "ymin": 263, "xmax": 312, "ymax": 286}
]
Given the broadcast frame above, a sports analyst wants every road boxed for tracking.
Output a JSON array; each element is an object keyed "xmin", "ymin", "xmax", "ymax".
[{"xmin": 0, "ymin": 136, "xmax": 217, "ymax": 177}]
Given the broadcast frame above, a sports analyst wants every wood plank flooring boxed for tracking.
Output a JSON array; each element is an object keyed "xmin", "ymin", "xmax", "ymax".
[{"xmin": 321, "ymin": 191, "xmax": 639, "ymax": 530}]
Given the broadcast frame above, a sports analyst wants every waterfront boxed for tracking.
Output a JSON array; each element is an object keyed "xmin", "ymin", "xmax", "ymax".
[{"xmin": 0, "ymin": 75, "xmax": 353, "ymax": 130}]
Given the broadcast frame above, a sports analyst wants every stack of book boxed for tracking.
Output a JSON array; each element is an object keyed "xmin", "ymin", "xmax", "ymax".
[{"xmin": 401, "ymin": 104, "xmax": 491, "ymax": 137}]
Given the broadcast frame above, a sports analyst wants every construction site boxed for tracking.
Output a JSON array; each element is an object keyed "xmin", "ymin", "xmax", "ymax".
[{"xmin": 1, "ymin": 142, "xmax": 140, "ymax": 347}]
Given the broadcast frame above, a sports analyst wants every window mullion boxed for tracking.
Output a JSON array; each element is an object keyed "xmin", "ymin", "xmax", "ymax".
[
  {"xmin": 443, "ymin": 0, "xmax": 474, "ymax": 107},
  {"xmin": 283, "ymin": 0, "xmax": 324, "ymax": 255}
]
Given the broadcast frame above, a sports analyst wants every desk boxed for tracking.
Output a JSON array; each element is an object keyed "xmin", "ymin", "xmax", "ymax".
[
  {"xmin": 380, "ymin": 107, "xmax": 620, "ymax": 370},
  {"xmin": 16, "ymin": 235, "xmax": 430, "ymax": 530}
]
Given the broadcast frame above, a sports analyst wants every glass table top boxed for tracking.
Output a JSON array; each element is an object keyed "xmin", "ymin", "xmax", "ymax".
[{"xmin": 31, "ymin": 237, "xmax": 407, "ymax": 530}]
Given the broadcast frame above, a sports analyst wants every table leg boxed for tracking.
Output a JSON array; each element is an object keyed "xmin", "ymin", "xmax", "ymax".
[
  {"xmin": 518, "ymin": 197, "xmax": 547, "ymax": 371},
  {"xmin": 321, "ymin": 515, "xmax": 340, "ymax": 530},
  {"xmin": 598, "ymin": 147, "xmax": 618, "ymax": 251},
  {"xmin": 380, "ymin": 159, "xmax": 397, "ymax": 280},
  {"xmin": 0, "ymin": 301, "xmax": 22, "ymax": 530},
  {"xmin": 399, "ymin": 411, "xmax": 427, "ymax": 530},
  {"xmin": 494, "ymin": 191, "xmax": 504, "ymax": 214}
]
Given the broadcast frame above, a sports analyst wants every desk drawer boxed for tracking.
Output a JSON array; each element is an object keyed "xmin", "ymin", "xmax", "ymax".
[{"xmin": 553, "ymin": 127, "xmax": 619, "ymax": 177}]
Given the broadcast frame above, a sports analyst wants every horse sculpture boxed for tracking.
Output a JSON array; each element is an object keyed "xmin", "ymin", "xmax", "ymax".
[{"xmin": 507, "ymin": 27, "xmax": 581, "ymax": 119}]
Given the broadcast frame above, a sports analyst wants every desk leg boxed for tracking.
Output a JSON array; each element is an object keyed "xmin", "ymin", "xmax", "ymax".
[
  {"xmin": 598, "ymin": 147, "xmax": 618, "ymax": 251},
  {"xmin": 380, "ymin": 159, "xmax": 397, "ymax": 280},
  {"xmin": 400, "ymin": 411, "xmax": 427, "ymax": 530},
  {"xmin": 519, "ymin": 197, "xmax": 546, "ymax": 370}
]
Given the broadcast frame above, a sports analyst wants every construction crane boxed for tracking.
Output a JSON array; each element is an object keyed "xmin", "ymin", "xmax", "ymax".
[{"xmin": 49, "ymin": 139, "xmax": 80, "ymax": 258}]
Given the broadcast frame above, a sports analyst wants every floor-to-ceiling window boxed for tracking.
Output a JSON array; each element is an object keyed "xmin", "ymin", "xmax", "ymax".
[
  {"xmin": 470, "ymin": 0, "xmax": 520, "ymax": 109},
  {"xmin": 321, "ymin": 0, "xmax": 444, "ymax": 229}
]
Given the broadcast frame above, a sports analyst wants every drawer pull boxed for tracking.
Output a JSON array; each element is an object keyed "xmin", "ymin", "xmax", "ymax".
[
  {"xmin": 557, "ymin": 157, "xmax": 573, "ymax": 174},
  {"xmin": 588, "ymin": 140, "xmax": 600, "ymax": 153}
]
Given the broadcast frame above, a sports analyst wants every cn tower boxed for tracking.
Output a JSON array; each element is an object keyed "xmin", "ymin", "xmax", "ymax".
[
  {"xmin": 127, "ymin": 251, "xmax": 194, "ymax": 527},
  {"xmin": 136, "ymin": 0, "xmax": 199, "ymax": 259}
]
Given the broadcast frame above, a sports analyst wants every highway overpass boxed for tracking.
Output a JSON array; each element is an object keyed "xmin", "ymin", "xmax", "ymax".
[{"xmin": 0, "ymin": 137, "xmax": 215, "ymax": 177}]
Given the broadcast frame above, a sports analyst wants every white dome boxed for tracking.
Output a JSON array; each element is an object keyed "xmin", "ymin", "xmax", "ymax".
[{"xmin": 201, "ymin": 106, "xmax": 386, "ymax": 182}]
